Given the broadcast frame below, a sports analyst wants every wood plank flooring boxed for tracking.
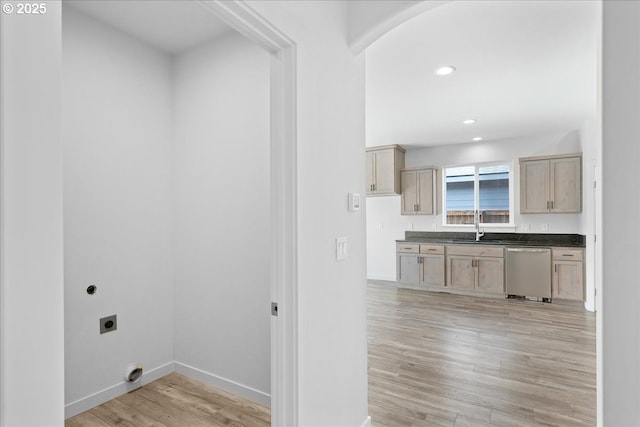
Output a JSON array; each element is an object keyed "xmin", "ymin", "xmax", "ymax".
[
  {"xmin": 67, "ymin": 283, "xmax": 595, "ymax": 427},
  {"xmin": 65, "ymin": 373, "xmax": 270, "ymax": 427},
  {"xmin": 367, "ymin": 282, "xmax": 596, "ymax": 427}
]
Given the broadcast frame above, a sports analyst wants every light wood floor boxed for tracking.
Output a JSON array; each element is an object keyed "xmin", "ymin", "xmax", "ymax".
[
  {"xmin": 65, "ymin": 373, "xmax": 270, "ymax": 427},
  {"xmin": 67, "ymin": 283, "xmax": 595, "ymax": 427},
  {"xmin": 368, "ymin": 282, "xmax": 596, "ymax": 427}
]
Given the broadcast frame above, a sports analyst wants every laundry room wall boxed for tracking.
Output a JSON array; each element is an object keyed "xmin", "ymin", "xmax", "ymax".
[
  {"xmin": 62, "ymin": 5, "xmax": 175, "ymax": 413},
  {"xmin": 172, "ymin": 32, "xmax": 271, "ymax": 403}
]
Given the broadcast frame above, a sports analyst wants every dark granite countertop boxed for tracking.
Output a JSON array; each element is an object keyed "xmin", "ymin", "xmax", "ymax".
[{"xmin": 397, "ymin": 231, "xmax": 586, "ymax": 248}]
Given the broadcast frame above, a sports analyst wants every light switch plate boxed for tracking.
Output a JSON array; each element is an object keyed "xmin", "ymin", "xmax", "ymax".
[
  {"xmin": 348, "ymin": 193, "xmax": 361, "ymax": 211},
  {"xmin": 336, "ymin": 237, "xmax": 348, "ymax": 261}
]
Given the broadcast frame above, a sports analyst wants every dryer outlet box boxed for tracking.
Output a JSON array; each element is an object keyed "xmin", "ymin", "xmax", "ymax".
[{"xmin": 100, "ymin": 314, "xmax": 117, "ymax": 334}]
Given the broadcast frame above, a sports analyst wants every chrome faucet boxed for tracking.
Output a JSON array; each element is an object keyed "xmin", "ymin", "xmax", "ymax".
[{"xmin": 474, "ymin": 210, "xmax": 485, "ymax": 241}]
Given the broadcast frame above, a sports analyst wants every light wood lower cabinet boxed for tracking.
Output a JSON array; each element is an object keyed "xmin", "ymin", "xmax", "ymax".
[
  {"xmin": 446, "ymin": 253, "xmax": 504, "ymax": 294},
  {"xmin": 447, "ymin": 256, "xmax": 475, "ymax": 290},
  {"xmin": 476, "ymin": 257, "xmax": 505, "ymax": 293},
  {"xmin": 420, "ymin": 254, "xmax": 445, "ymax": 286},
  {"xmin": 397, "ymin": 253, "xmax": 421, "ymax": 286},
  {"xmin": 398, "ymin": 243, "xmax": 583, "ymax": 301},
  {"xmin": 552, "ymin": 248, "xmax": 584, "ymax": 300},
  {"xmin": 397, "ymin": 243, "xmax": 445, "ymax": 287}
]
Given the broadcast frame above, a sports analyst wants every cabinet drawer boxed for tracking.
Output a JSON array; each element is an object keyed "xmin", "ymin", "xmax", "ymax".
[
  {"xmin": 552, "ymin": 248, "xmax": 583, "ymax": 261},
  {"xmin": 446, "ymin": 245, "xmax": 504, "ymax": 258},
  {"xmin": 396, "ymin": 243, "xmax": 419, "ymax": 253},
  {"xmin": 420, "ymin": 244, "xmax": 445, "ymax": 255}
]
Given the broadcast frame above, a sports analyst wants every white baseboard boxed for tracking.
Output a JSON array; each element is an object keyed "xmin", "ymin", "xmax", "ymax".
[
  {"xmin": 65, "ymin": 361, "xmax": 175, "ymax": 419},
  {"xmin": 175, "ymin": 361, "xmax": 270, "ymax": 407},
  {"xmin": 360, "ymin": 415, "xmax": 372, "ymax": 427},
  {"xmin": 367, "ymin": 275, "xmax": 396, "ymax": 282}
]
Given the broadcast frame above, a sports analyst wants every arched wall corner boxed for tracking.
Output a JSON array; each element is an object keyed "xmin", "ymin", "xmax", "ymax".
[
  {"xmin": 348, "ymin": 0, "xmax": 452, "ymax": 55},
  {"xmin": 191, "ymin": 2, "xmax": 300, "ymax": 426}
]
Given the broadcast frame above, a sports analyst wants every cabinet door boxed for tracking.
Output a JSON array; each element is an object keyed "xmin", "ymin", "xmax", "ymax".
[
  {"xmin": 550, "ymin": 157, "xmax": 581, "ymax": 213},
  {"xmin": 373, "ymin": 149, "xmax": 396, "ymax": 194},
  {"xmin": 416, "ymin": 169, "xmax": 435, "ymax": 215},
  {"xmin": 476, "ymin": 257, "xmax": 504, "ymax": 293},
  {"xmin": 366, "ymin": 151, "xmax": 375, "ymax": 194},
  {"xmin": 421, "ymin": 254, "xmax": 445, "ymax": 287},
  {"xmin": 397, "ymin": 253, "xmax": 421, "ymax": 285},
  {"xmin": 401, "ymin": 170, "xmax": 417, "ymax": 215},
  {"xmin": 553, "ymin": 261, "xmax": 584, "ymax": 300},
  {"xmin": 447, "ymin": 255, "xmax": 475, "ymax": 290},
  {"xmin": 520, "ymin": 159, "xmax": 550, "ymax": 213}
]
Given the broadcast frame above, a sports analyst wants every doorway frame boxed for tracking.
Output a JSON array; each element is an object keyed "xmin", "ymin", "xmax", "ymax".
[
  {"xmin": 355, "ymin": 1, "xmax": 603, "ymax": 425},
  {"xmin": 196, "ymin": 2, "xmax": 299, "ymax": 425}
]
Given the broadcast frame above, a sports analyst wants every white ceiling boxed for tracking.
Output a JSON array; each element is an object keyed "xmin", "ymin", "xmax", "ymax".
[
  {"xmin": 365, "ymin": 0, "xmax": 599, "ymax": 147},
  {"xmin": 64, "ymin": 0, "xmax": 232, "ymax": 54}
]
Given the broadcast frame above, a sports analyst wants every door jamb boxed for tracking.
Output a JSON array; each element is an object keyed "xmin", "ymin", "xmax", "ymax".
[{"xmin": 196, "ymin": 2, "xmax": 298, "ymax": 425}]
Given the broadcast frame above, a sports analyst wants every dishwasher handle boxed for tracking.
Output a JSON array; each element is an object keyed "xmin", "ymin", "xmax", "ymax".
[{"xmin": 506, "ymin": 248, "xmax": 550, "ymax": 253}]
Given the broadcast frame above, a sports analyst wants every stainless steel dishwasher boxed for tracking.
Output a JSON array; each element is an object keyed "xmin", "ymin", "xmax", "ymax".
[{"xmin": 505, "ymin": 247, "xmax": 552, "ymax": 301}]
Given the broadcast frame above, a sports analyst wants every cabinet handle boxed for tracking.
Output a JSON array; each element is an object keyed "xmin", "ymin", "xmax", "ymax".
[
  {"xmin": 562, "ymin": 254, "xmax": 574, "ymax": 257},
  {"xmin": 428, "ymin": 248, "xmax": 437, "ymax": 251},
  {"xmin": 417, "ymin": 204, "xmax": 420, "ymax": 211},
  {"xmin": 373, "ymin": 184, "xmax": 376, "ymax": 191},
  {"xmin": 546, "ymin": 201, "xmax": 550, "ymax": 209},
  {"xmin": 551, "ymin": 201, "xmax": 554, "ymax": 209}
]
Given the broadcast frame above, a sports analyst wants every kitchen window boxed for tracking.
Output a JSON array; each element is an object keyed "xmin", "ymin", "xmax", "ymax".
[{"xmin": 443, "ymin": 163, "xmax": 513, "ymax": 226}]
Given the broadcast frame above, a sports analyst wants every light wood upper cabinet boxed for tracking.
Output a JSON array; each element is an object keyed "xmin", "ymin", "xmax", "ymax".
[
  {"xmin": 366, "ymin": 145, "xmax": 405, "ymax": 196},
  {"xmin": 520, "ymin": 153, "xmax": 582, "ymax": 214},
  {"xmin": 550, "ymin": 157, "xmax": 581, "ymax": 213},
  {"xmin": 401, "ymin": 168, "xmax": 437, "ymax": 215}
]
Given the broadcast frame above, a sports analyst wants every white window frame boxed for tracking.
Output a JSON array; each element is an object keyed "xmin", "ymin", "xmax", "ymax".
[{"xmin": 441, "ymin": 160, "xmax": 515, "ymax": 228}]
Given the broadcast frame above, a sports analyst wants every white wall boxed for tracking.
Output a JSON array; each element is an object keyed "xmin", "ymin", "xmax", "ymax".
[
  {"xmin": 62, "ymin": 6, "xmax": 175, "ymax": 408},
  {"xmin": 247, "ymin": 2, "xmax": 370, "ymax": 425},
  {"xmin": 602, "ymin": 1, "xmax": 640, "ymax": 425},
  {"xmin": 366, "ymin": 130, "xmax": 583, "ymax": 281},
  {"xmin": 0, "ymin": 3, "xmax": 65, "ymax": 426},
  {"xmin": 173, "ymin": 33, "xmax": 271, "ymax": 401}
]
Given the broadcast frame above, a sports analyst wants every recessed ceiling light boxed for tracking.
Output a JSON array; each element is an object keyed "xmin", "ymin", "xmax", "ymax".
[
  {"xmin": 434, "ymin": 65, "xmax": 456, "ymax": 76},
  {"xmin": 472, "ymin": 136, "xmax": 483, "ymax": 142},
  {"xmin": 463, "ymin": 119, "xmax": 476, "ymax": 125}
]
